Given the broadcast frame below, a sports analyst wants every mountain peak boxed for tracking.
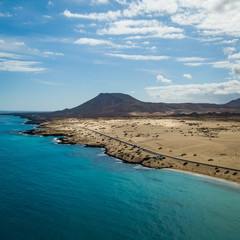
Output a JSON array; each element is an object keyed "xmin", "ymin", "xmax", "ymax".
[
  {"xmin": 97, "ymin": 93, "xmax": 139, "ymax": 102},
  {"xmin": 63, "ymin": 92, "xmax": 141, "ymax": 117}
]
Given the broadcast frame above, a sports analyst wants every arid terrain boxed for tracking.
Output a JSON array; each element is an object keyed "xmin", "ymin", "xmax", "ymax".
[{"xmin": 26, "ymin": 117, "xmax": 240, "ymax": 183}]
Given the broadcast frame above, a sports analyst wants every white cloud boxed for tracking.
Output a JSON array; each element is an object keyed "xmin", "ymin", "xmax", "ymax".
[
  {"xmin": 0, "ymin": 39, "xmax": 42, "ymax": 58},
  {"xmin": 63, "ymin": 0, "xmax": 178, "ymax": 22},
  {"xmin": 92, "ymin": 0, "xmax": 109, "ymax": 4},
  {"xmin": 209, "ymin": 60, "xmax": 240, "ymax": 79},
  {"xmin": 220, "ymin": 39, "xmax": 238, "ymax": 44},
  {"xmin": 75, "ymin": 38, "xmax": 112, "ymax": 46},
  {"xmin": 223, "ymin": 47, "xmax": 236, "ymax": 55},
  {"xmin": 228, "ymin": 52, "xmax": 240, "ymax": 59},
  {"xmin": 116, "ymin": 0, "xmax": 128, "ymax": 5},
  {"xmin": 65, "ymin": 0, "xmax": 179, "ymax": 23},
  {"xmin": 63, "ymin": 0, "xmax": 240, "ymax": 39},
  {"xmin": 76, "ymin": 24, "xmax": 85, "ymax": 28},
  {"xmin": 183, "ymin": 73, "xmax": 192, "ymax": 79},
  {"xmin": 172, "ymin": 0, "xmax": 240, "ymax": 38},
  {"xmin": 74, "ymin": 29, "xmax": 86, "ymax": 33},
  {"xmin": 123, "ymin": 0, "xmax": 178, "ymax": 17},
  {"xmin": 146, "ymin": 80, "xmax": 240, "ymax": 103},
  {"xmin": 0, "ymin": 59, "xmax": 45, "ymax": 72},
  {"xmin": 13, "ymin": 6, "xmax": 23, "ymax": 11},
  {"xmin": 184, "ymin": 62, "xmax": 204, "ymax": 67},
  {"xmin": 210, "ymin": 60, "xmax": 232, "ymax": 69},
  {"xmin": 177, "ymin": 57, "xmax": 207, "ymax": 62},
  {"xmin": 125, "ymin": 33, "xmax": 185, "ymax": 40},
  {"xmin": 15, "ymin": 42, "xmax": 25, "ymax": 46},
  {"xmin": 97, "ymin": 19, "xmax": 185, "ymax": 39},
  {"xmin": 63, "ymin": 9, "xmax": 121, "ymax": 21},
  {"xmin": 198, "ymin": 37, "xmax": 223, "ymax": 42},
  {"xmin": 171, "ymin": 10, "xmax": 205, "ymax": 26},
  {"xmin": 0, "ymin": 52, "xmax": 22, "ymax": 59},
  {"xmin": 0, "ymin": 40, "xmax": 5, "ymax": 44},
  {"xmin": 43, "ymin": 15, "xmax": 52, "ymax": 19},
  {"xmin": 43, "ymin": 51, "xmax": 64, "ymax": 56},
  {"xmin": 148, "ymin": 46, "xmax": 157, "ymax": 51},
  {"xmin": 48, "ymin": 1, "xmax": 54, "ymax": 6},
  {"xmin": 178, "ymin": 57, "xmax": 207, "ymax": 67},
  {"xmin": 232, "ymin": 66, "xmax": 240, "ymax": 78},
  {"xmin": 156, "ymin": 74, "xmax": 172, "ymax": 83},
  {"xmin": 106, "ymin": 53, "xmax": 169, "ymax": 60},
  {"xmin": 89, "ymin": 23, "xmax": 97, "ymax": 27},
  {"xmin": 74, "ymin": 37, "xmax": 136, "ymax": 48},
  {"xmin": 0, "ymin": 39, "xmax": 47, "ymax": 73},
  {"xmin": 0, "ymin": 13, "xmax": 12, "ymax": 17}
]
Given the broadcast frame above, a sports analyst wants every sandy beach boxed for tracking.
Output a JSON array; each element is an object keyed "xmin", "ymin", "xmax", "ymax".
[{"xmin": 27, "ymin": 117, "xmax": 240, "ymax": 183}]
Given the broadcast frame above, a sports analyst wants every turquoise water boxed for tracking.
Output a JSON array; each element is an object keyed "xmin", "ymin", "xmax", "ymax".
[{"xmin": 0, "ymin": 115, "xmax": 240, "ymax": 240}]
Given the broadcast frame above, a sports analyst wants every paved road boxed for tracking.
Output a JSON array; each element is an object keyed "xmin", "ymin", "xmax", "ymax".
[{"xmin": 82, "ymin": 127, "xmax": 240, "ymax": 173}]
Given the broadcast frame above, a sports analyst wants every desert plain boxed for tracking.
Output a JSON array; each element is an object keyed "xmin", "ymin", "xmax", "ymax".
[{"xmin": 27, "ymin": 117, "xmax": 240, "ymax": 183}]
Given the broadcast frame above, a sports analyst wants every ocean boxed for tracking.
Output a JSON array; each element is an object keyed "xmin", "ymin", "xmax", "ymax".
[{"xmin": 0, "ymin": 115, "xmax": 240, "ymax": 240}]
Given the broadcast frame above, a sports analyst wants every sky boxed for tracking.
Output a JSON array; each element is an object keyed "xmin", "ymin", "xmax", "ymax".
[{"xmin": 0, "ymin": 0, "xmax": 240, "ymax": 111}]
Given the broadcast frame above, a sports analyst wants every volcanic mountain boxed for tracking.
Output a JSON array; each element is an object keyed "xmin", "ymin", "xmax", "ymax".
[{"xmin": 17, "ymin": 93, "xmax": 240, "ymax": 122}]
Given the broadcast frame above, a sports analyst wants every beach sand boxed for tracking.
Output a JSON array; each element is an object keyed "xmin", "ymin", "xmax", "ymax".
[{"xmin": 27, "ymin": 117, "xmax": 240, "ymax": 183}]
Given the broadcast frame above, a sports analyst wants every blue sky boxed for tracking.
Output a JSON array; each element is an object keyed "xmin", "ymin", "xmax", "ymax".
[{"xmin": 0, "ymin": 0, "xmax": 240, "ymax": 111}]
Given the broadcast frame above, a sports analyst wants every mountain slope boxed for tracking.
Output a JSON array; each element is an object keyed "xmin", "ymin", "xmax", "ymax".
[
  {"xmin": 45, "ymin": 93, "xmax": 240, "ymax": 118},
  {"xmin": 225, "ymin": 98, "xmax": 240, "ymax": 108}
]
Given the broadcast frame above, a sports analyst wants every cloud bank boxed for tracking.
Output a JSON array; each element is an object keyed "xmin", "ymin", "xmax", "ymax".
[{"xmin": 146, "ymin": 80, "xmax": 240, "ymax": 103}]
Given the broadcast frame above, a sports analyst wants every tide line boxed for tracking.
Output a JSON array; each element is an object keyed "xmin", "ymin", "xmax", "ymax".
[{"xmin": 166, "ymin": 168, "xmax": 240, "ymax": 187}]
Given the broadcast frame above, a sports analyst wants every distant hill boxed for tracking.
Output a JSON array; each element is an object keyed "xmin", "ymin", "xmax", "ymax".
[
  {"xmin": 225, "ymin": 98, "xmax": 240, "ymax": 108},
  {"xmin": 13, "ymin": 93, "xmax": 240, "ymax": 122}
]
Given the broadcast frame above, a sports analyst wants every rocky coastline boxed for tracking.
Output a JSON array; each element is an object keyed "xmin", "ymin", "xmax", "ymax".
[{"xmin": 23, "ymin": 119, "xmax": 240, "ymax": 184}]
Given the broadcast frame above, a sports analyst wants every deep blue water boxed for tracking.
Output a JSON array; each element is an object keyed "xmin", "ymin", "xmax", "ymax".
[{"xmin": 0, "ymin": 115, "xmax": 240, "ymax": 240}]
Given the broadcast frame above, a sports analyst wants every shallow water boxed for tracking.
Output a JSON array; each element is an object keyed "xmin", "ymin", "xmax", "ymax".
[{"xmin": 0, "ymin": 115, "xmax": 240, "ymax": 240}]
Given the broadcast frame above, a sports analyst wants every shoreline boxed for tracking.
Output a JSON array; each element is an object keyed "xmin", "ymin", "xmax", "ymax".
[
  {"xmin": 166, "ymin": 169, "xmax": 240, "ymax": 187},
  {"xmin": 53, "ymin": 134, "xmax": 240, "ymax": 186},
  {"xmin": 54, "ymin": 133, "xmax": 240, "ymax": 187},
  {"xmin": 21, "ymin": 117, "xmax": 240, "ymax": 184},
  {"xmin": 60, "ymin": 136, "xmax": 240, "ymax": 186},
  {"xmin": 54, "ymin": 131, "xmax": 240, "ymax": 187}
]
